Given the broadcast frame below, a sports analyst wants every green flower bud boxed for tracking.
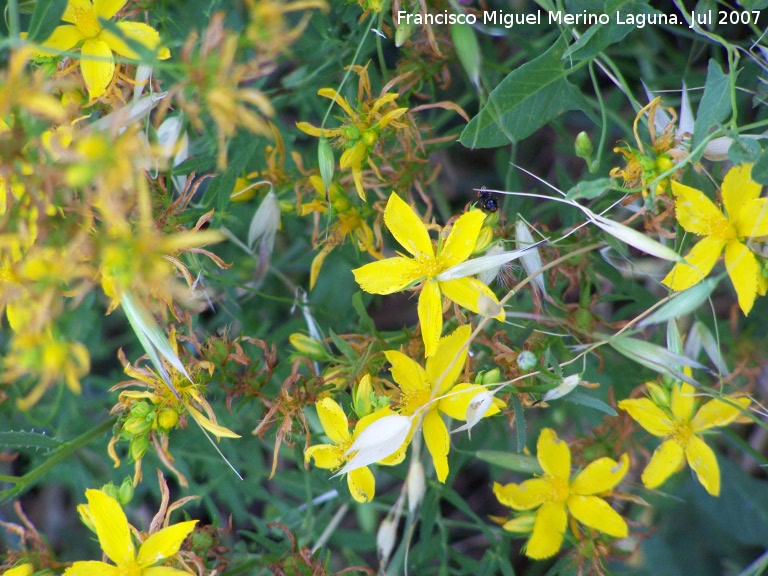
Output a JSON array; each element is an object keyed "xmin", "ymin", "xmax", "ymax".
[
  {"xmin": 341, "ymin": 125, "xmax": 361, "ymax": 142},
  {"xmin": 575, "ymin": 131, "xmax": 593, "ymax": 161},
  {"xmin": 157, "ymin": 408, "xmax": 180, "ymax": 431},
  {"xmin": 517, "ymin": 350, "xmax": 537, "ymax": 371},
  {"xmin": 476, "ymin": 368, "xmax": 502, "ymax": 385},
  {"xmin": 395, "ymin": 18, "xmax": 417, "ymax": 47},
  {"xmin": 130, "ymin": 434, "xmax": 150, "ymax": 462},
  {"xmin": 646, "ymin": 382, "xmax": 670, "ymax": 409},
  {"xmin": 451, "ymin": 23, "xmax": 482, "ymax": 89},
  {"xmin": 289, "ymin": 333, "xmax": 328, "ymax": 361},
  {"xmin": 118, "ymin": 477, "xmax": 134, "ymax": 506}
]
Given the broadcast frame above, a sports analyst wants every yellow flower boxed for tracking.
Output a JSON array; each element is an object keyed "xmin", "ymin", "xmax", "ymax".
[
  {"xmin": 662, "ymin": 164, "xmax": 768, "ymax": 315},
  {"xmin": 386, "ymin": 325, "xmax": 503, "ymax": 482},
  {"xmin": 305, "ymin": 391, "xmax": 406, "ymax": 503},
  {"xmin": 618, "ymin": 382, "xmax": 750, "ymax": 496},
  {"xmin": 353, "ymin": 193, "xmax": 504, "ymax": 357},
  {"xmin": 34, "ymin": 0, "xmax": 171, "ymax": 99},
  {"xmin": 4, "ymin": 564, "xmax": 33, "ymax": 576},
  {"xmin": 296, "ymin": 66, "xmax": 409, "ymax": 200},
  {"xmin": 493, "ymin": 428, "xmax": 629, "ymax": 560},
  {"xmin": 64, "ymin": 489, "xmax": 197, "ymax": 575}
]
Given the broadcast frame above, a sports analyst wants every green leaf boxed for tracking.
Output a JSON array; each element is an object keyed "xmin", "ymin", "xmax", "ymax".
[
  {"xmin": 607, "ymin": 334, "xmax": 709, "ymax": 383},
  {"xmin": 727, "ymin": 136, "xmax": 762, "ymax": 166},
  {"xmin": 351, "ymin": 291, "xmax": 375, "ymax": 334},
  {"xmin": 564, "ymin": 391, "xmax": 617, "ymax": 416},
  {"xmin": 201, "ymin": 131, "xmax": 256, "ymax": 222},
  {"xmin": 638, "ymin": 275, "xmax": 721, "ymax": 327},
  {"xmin": 328, "ymin": 329, "xmax": 357, "ymax": 361},
  {"xmin": 563, "ymin": 0, "xmax": 662, "ymax": 61},
  {"xmin": 737, "ymin": 0, "xmax": 768, "ymax": 8},
  {"xmin": 751, "ymin": 147, "xmax": 768, "ymax": 186},
  {"xmin": 692, "ymin": 60, "xmax": 733, "ymax": 154},
  {"xmin": 173, "ymin": 154, "xmax": 217, "ymax": 176},
  {"xmin": 27, "ymin": 0, "xmax": 67, "ymax": 43},
  {"xmin": 474, "ymin": 450, "xmax": 543, "ymax": 474},
  {"xmin": 565, "ymin": 177, "xmax": 614, "ymax": 200},
  {"xmin": 511, "ymin": 394, "xmax": 526, "ymax": 452},
  {"xmin": 459, "ymin": 38, "xmax": 593, "ymax": 148},
  {"xmin": 0, "ymin": 430, "xmax": 62, "ymax": 451}
]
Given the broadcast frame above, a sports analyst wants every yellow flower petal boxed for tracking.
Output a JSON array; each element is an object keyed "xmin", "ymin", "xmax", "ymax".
[
  {"xmin": 567, "ymin": 495, "xmax": 627, "ymax": 538},
  {"xmin": 63, "ymin": 0, "xmax": 94, "ymax": 24},
  {"xmin": 537, "ymin": 428, "xmax": 570, "ymax": 482},
  {"xmin": 418, "ymin": 279, "xmax": 443, "ymax": 357},
  {"xmin": 80, "ymin": 38, "xmax": 115, "ymax": 99},
  {"xmin": 494, "ymin": 478, "xmax": 552, "ymax": 510},
  {"xmin": 378, "ymin": 107, "xmax": 408, "ymax": 128},
  {"xmin": 186, "ymin": 404, "xmax": 241, "ymax": 438},
  {"xmin": 137, "ymin": 520, "xmax": 197, "ymax": 567},
  {"xmin": 352, "ymin": 163, "xmax": 366, "ymax": 201},
  {"xmin": 438, "ymin": 383, "xmax": 501, "ymax": 421},
  {"xmin": 526, "ymin": 501, "xmax": 567, "ymax": 560},
  {"xmin": 438, "ymin": 210, "xmax": 486, "ymax": 269},
  {"xmin": 384, "ymin": 350, "xmax": 428, "ymax": 396},
  {"xmin": 85, "ymin": 489, "xmax": 135, "ymax": 566},
  {"xmin": 317, "ymin": 88, "xmax": 356, "ymax": 118},
  {"xmin": 63, "ymin": 561, "xmax": 120, "ymax": 576},
  {"xmin": 304, "ymin": 443, "xmax": 345, "ymax": 469},
  {"xmin": 295, "ymin": 121, "xmax": 341, "ymax": 138},
  {"xmin": 690, "ymin": 396, "xmax": 750, "ymax": 432},
  {"xmin": 348, "ymin": 466, "xmax": 376, "ymax": 502},
  {"xmin": 670, "ymin": 180, "xmax": 734, "ymax": 238},
  {"xmin": 384, "ymin": 193, "xmax": 434, "ymax": 259},
  {"xmin": 724, "ymin": 239, "xmax": 759, "ymax": 315},
  {"xmin": 5, "ymin": 564, "xmax": 33, "ymax": 576},
  {"xmin": 685, "ymin": 434, "xmax": 720, "ymax": 496},
  {"xmin": 570, "ymin": 453, "xmax": 629, "ymax": 495},
  {"xmin": 619, "ymin": 398, "xmax": 675, "ymax": 437},
  {"xmin": 309, "ymin": 246, "xmax": 331, "ymax": 290},
  {"xmin": 94, "ymin": 0, "xmax": 128, "ymax": 20},
  {"xmin": 35, "ymin": 24, "xmax": 85, "ymax": 55},
  {"xmin": 439, "ymin": 276, "xmax": 504, "ymax": 321},
  {"xmin": 670, "ymin": 382, "xmax": 695, "ymax": 423},
  {"xmin": 423, "ymin": 409, "xmax": 450, "ymax": 482},
  {"xmin": 661, "ymin": 236, "xmax": 726, "ymax": 291},
  {"xmin": 339, "ymin": 141, "xmax": 368, "ymax": 170},
  {"xmin": 102, "ymin": 21, "xmax": 168, "ymax": 60},
  {"xmin": 315, "ymin": 397, "xmax": 351, "ymax": 445},
  {"xmin": 425, "ymin": 325, "xmax": 470, "ymax": 395},
  {"xmin": 735, "ymin": 199, "xmax": 768, "ymax": 239},
  {"xmin": 721, "ymin": 164, "xmax": 761, "ymax": 221},
  {"xmin": 352, "ymin": 256, "xmax": 425, "ymax": 294},
  {"xmin": 641, "ymin": 438, "xmax": 684, "ymax": 490}
]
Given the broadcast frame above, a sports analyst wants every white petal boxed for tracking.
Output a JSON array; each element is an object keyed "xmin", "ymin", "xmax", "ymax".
[
  {"xmin": 542, "ymin": 374, "xmax": 580, "ymax": 402},
  {"xmin": 335, "ymin": 415, "xmax": 412, "ymax": 476},
  {"xmin": 515, "ymin": 220, "xmax": 547, "ymax": 298},
  {"xmin": 436, "ymin": 240, "xmax": 547, "ymax": 281}
]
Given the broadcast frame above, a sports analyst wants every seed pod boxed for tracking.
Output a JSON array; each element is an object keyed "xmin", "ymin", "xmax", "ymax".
[{"xmin": 451, "ymin": 23, "xmax": 482, "ymax": 89}]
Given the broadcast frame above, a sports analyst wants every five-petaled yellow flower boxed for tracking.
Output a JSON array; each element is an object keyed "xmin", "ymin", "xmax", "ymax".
[
  {"xmin": 305, "ymin": 388, "xmax": 406, "ymax": 503},
  {"xmin": 493, "ymin": 428, "xmax": 629, "ymax": 560},
  {"xmin": 662, "ymin": 164, "xmax": 768, "ymax": 315},
  {"xmin": 34, "ymin": 0, "xmax": 171, "ymax": 99},
  {"xmin": 353, "ymin": 193, "xmax": 504, "ymax": 357},
  {"xmin": 386, "ymin": 325, "xmax": 503, "ymax": 483},
  {"xmin": 64, "ymin": 488, "xmax": 197, "ymax": 575},
  {"xmin": 618, "ymin": 382, "xmax": 750, "ymax": 496}
]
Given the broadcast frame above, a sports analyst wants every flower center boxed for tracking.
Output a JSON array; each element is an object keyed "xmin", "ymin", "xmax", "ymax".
[
  {"xmin": 72, "ymin": 7, "xmax": 103, "ymax": 39},
  {"xmin": 546, "ymin": 475, "xmax": 570, "ymax": 503},
  {"xmin": 670, "ymin": 422, "xmax": 693, "ymax": 447},
  {"xmin": 398, "ymin": 387, "xmax": 432, "ymax": 416}
]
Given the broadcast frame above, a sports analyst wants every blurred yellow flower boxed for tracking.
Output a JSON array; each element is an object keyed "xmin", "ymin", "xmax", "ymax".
[
  {"xmin": 494, "ymin": 428, "xmax": 629, "ymax": 560},
  {"xmin": 662, "ymin": 164, "xmax": 768, "ymax": 315},
  {"xmin": 64, "ymin": 489, "xmax": 196, "ymax": 575},
  {"xmin": 353, "ymin": 193, "xmax": 504, "ymax": 357},
  {"xmin": 33, "ymin": 0, "xmax": 170, "ymax": 99},
  {"xmin": 619, "ymin": 382, "xmax": 750, "ymax": 496}
]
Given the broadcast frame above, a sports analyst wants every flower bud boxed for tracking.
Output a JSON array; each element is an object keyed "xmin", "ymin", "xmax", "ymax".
[
  {"xmin": 377, "ymin": 517, "xmax": 398, "ymax": 565},
  {"xmin": 517, "ymin": 350, "xmax": 538, "ymax": 371},
  {"xmin": 471, "ymin": 226, "xmax": 494, "ymax": 255},
  {"xmin": 476, "ymin": 368, "xmax": 501, "ymax": 385},
  {"xmin": 395, "ymin": 17, "xmax": 417, "ymax": 47},
  {"xmin": 451, "ymin": 23, "xmax": 482, "ymax": 88},
  {"xmin": 157, "ymin": 408, "xmax": 180, "ymax": 431},
  {"xmin": 289, "ymin": 333, "xmax": 328, "ymax": 361},
  {"xmin": 353, "ymin": 374, "xmax": 374, "ymax": 417},
  {"xmin": 118, "ymin": 476, "xmax": 134, "ymax": 505},
  {"xmin": 130, "ymin": 434, "xmax": 150, "ymax": 462},
  {"xmin": 575, "ymin": 131, "xmax": 593, "ymax": 161},
  {"xmin": 407, "ymin": 460, "xmax": 426, "ymax": 515},
  {"xmin": 101, "ymin": 483, "xmax": 120, "ymax": 503},
  {"xmin": 542, "ymin": 374, "xmax": 580, "ymax": 402},
  {"xmin": 646, "ymin": 382, "xmax": 670, "ymax": 409}
]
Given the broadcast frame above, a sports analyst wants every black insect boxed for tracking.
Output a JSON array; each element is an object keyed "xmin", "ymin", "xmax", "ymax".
[{"xmin": 477, "ymin": 188, "xmax": 499, "ymax": 213}]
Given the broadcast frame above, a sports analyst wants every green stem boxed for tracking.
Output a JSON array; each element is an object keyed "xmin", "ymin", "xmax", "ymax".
[
  {"xmin": 7, "ymin": 0, "xmax": 20, "ymax": 39},
  {"xmin": 0, "ymin": 417, "xmax": 117, "ymax": 504}
]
